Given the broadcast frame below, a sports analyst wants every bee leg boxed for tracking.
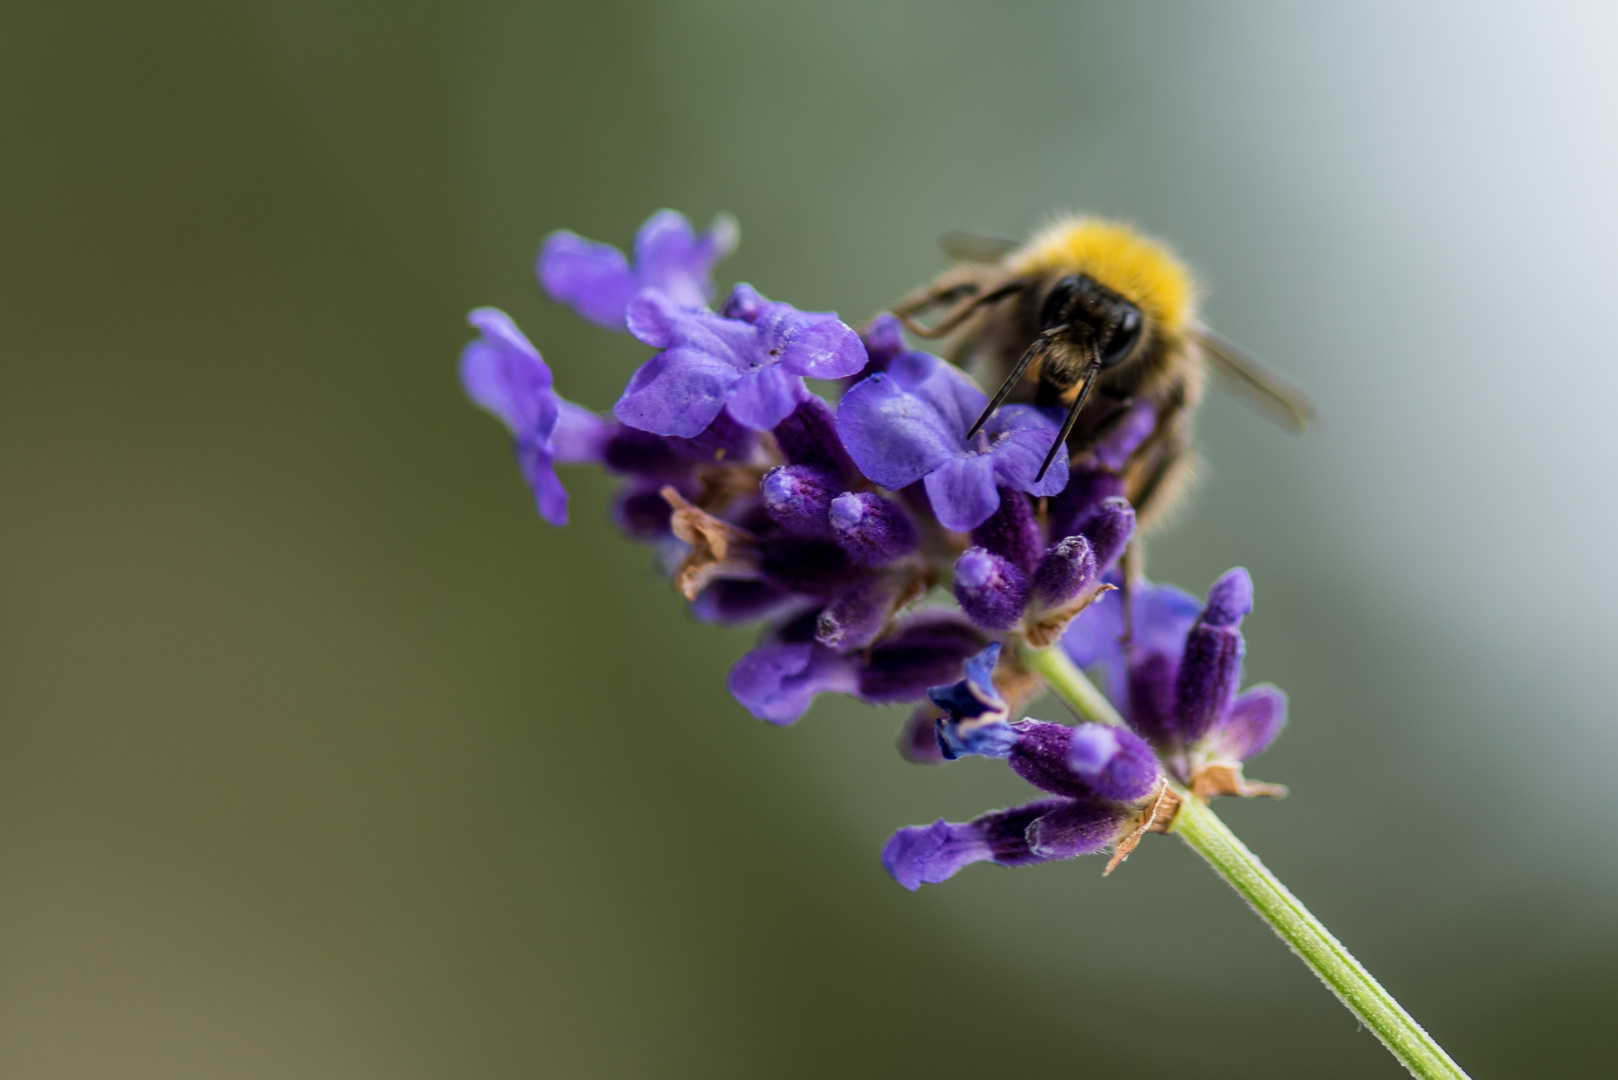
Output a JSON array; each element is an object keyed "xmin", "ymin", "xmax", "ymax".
[
  {"xmin": 1034, "ymin": 359, "xmax": 1102, "ymax": 481},
  {"xmin": 892, "ymin": 277, "xmax": 1029, "ymax": 339},
  {"xmin": 1127, "ymin": 433, "xmax": 1196, "ymax": 534},
  {"xmin": 1118, "ymin": 539, "xmax": 1144, "ymax": 647}
]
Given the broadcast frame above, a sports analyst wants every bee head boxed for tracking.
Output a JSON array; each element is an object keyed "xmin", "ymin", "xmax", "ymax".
[
  {"xmin": 1039, "ymin": 274, "xmax": 1144, "ymax": 369},
  {"xmin": 1011, "ymin": 216, "xmax": 1195, "ymax": 349}
]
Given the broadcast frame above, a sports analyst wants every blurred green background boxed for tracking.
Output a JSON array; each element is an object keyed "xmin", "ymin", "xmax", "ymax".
[{"xmin": 4, "ymin": 2, "xmax": 1617, "ymax": 1077}]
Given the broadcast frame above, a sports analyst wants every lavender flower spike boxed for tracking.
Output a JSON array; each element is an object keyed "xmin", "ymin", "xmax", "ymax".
[
  {"xmin": 539, "ymin": 209, "xmax": 738, "ymax": 331},
  {"xmin": 836, "ymin": 352, "xmax": 1068, "ymax": 531},
  {"xmin": 616, "ymin": 285, "xmax": 867, "ymax": 436},
  {"xmin": 460, "ymin": 307, "xmax": 568, "ymax": 525},
  {"xmin": 882, "ymin": 798, "xmax": 1126, "ymax": 890}
]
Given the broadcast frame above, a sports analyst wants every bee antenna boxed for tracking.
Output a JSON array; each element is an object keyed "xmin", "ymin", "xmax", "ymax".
[
  {"xmin": 1035, "ymin": 359, "xmax": 1102, "ymax": 482},
  {"xmin": 965, "ymin": 327, "xmax": 1065, "ymax": 440}
]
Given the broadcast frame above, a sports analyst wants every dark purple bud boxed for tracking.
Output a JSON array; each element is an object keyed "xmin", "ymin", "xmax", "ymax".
[
  {"xmin": 1024, "ymin": 796, "xmax": 1130, "ymax": 859},
  {"xmin": 1202, "ymin": 567, "xmax": 1254, "ymax": 627},
  {"xmin": 613, "ymin": 480, "xmax": 686, "ymax": 541},
  {"xmin": 1031, "ymin": 535, "xmax": 1099, "ymax": 609},
  {"xmin": 759, "ymin": 537, "xmax": 859, "ymax": 597},
  {"xmin": 1046, "ymin": 466, "xmax": 1125, "ymax": 542},
  {"xmin": 817, "ymin": 575, "xmax": 902, "ymax": 650},
  {"xmin": 1172, "ymin": 568, "xmax": 1253, "ymax": 742},
  {"xmin": 1205, "ymin": 684, "xmax": 1288, "ymax": 762},
  {"xmin": 772, "ymin": 395, "xmax": 859, "ymax": 478},
  {"xmin": 1075, "ymin": 497, "xmax": 1135, "ymax": 573},
  {"xmin": 690, "ymin": 579, "xmax": 799, "ymax": 626},
  {"xmin": 1065, "ymin": 723, "xmax": 1161, "ymax": 801},
  {"xmin": 829, "ymin": 492, "xmax": 918, "ymax": 565},
  {"xmin": 953, "ymin": 548, "xmax": 1029, "ymax": 631},
  {"xmin": 1174, "ymin": 624, "xmax": 1246, "ymax": 745},
  {"xmin": 1126, "ymin": 650, "xmax": 1180, "ymax": 747},
  {"xmin": 1007, "ymin": 721, "xmax": 1091, "ymax": 798},
  {"xmin": 761, "ymin": 465, "xmax": 837, "ymax": 537},
  {"xmin": 969, "ymin": 488, "xmax": 1044, "ymax": 575},
  {"xmin": 856, "ymin": 614, "xmax": 987, "ymax": 703},
  {"xmin": 727, "ymin": 639, "xmax": 859, "ymax": 725}
]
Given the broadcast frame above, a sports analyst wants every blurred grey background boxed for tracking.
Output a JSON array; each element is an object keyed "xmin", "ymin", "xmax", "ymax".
[{"xmin": 3, "ymin": 2, "xmax": 1616, "ymax": 1077}]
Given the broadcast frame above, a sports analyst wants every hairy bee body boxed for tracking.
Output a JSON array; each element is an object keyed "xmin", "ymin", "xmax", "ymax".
[{"xmin": 891, "ymin": 216, "xmax": 1310, "ymax": 532}]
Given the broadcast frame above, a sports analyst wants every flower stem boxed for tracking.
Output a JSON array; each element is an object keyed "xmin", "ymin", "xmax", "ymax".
[{"xmin": 1017, "ymin": 642, "xmax": 1471, "ymax": 1080}]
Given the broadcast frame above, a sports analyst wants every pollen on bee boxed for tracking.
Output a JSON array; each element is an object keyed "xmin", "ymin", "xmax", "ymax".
[{"xmin": 1009, "ymin": 216, "xmax": 1196, "ymax": 333}]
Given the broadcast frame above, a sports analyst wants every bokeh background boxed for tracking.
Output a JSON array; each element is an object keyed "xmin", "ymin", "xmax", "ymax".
[{"xmin": 4, "ymin": 2, "xmax": 1617, "ymax": 1077}]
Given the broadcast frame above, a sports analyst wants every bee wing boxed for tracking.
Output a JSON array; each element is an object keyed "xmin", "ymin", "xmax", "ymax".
[
  {"xmin": 938, "ymin": 230, "xmax": 1020, "ymax": 264},
  {"xmin": 1192, "ymin": 326, "xmax": 1317, "ymax": 432}
]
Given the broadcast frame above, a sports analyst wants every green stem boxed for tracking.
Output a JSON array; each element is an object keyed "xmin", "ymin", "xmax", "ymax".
[{"xmin": 1016, "ymin": 642, "xmax": 1470, "ymax": 1080}]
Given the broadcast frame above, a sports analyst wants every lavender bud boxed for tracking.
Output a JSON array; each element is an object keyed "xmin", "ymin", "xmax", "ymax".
[
  {"xmin": 856, "ymin": 614, "xmax": 986, "ymax": 703},
  {"xmin": 817, "ymin": 575, "xmax": 901, "ymax": 650},
  {"xmin": 953, "ymin": 547, "xmax": 1029, "ymax": 631},
  {"xmin": 1066, "ymin": 723, "xmax": 1161, "ymax": 801},
  {"xmin": 761, "ymin": 465, "xmax": 836, "ymax": 537},
  {"xmin": 1031, "ymin": 535, "xmax": 1099, "ymax": 609},
  {"xmin": 1046, "ymin": 467, "xmax": 1125, "ymax": 542},
  {"xmin": 1169, "ymin": 568, "xmax": 1254, "ymax": 742},
  {"xmin": 969, "ymin": 488, "xmax": 1044, "ymax": 575},
  {"xmin": 773, "ymin": 396, "xmax": 858, "ymax": 478},
  {"xmin": 1202, "ymin": 567, "xmax": 1254, "ymax": 627},
  {"xmin": 1076, "ymin": 497, "xmax": 1135, "ymax": 573},
  {"xmin": 830, "ymin": 492, "xmax": 918, "ymax": 565},
  {"xmin": 1024, "ymin": 797, "xmax": 1130, "ymax": 860}
]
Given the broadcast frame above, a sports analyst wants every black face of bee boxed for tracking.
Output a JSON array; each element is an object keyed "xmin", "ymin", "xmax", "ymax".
[{"xmin": 1039, "ymin": 274, "xmax": 1143, "ymax": 368}]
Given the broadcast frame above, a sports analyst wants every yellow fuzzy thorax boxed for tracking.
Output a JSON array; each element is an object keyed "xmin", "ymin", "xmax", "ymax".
[{"xmin": 1008, "ymin": 216, "xmax": 1195, "ymax": 334}]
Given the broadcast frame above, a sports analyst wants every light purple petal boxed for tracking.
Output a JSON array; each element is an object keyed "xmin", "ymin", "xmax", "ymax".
[
  {"xmin": 881, "ymin": 819, "xmax": 993, "ymax": 891},
  {"xmin": 634, "ymin": 210, "xmax": 736, "ymax": 310},
  {"xmin": 538, "ymin": 232, "xmax": 639, "ymax": 330},
  {"xmin": 459, "ymin": 308, "xmax": 556, "ymax": 436},
  {"xmin": 886, "ymin": 352, "xmax": 987, "ymax": 436},
  {"xmin": 983, "ymin": 405, "xmax": 1068, "ymax": 496},
  {"xmin": 836, "ymin": 372, "xmax": 957, "ymax": 490},
  {"xmin": 924, "ymin": 455, "xmax": 999, "ymax": 531},
  {"xmin": 614, "ymin": 347, "xmax": 739, "ymax": 437},
  {"xmin": 624, "ymin": 290, "xmax": 683, "ymax": 349},
  {"xmin": 727, "ymin": 641, "xmax": 859, "ymax": 725},
  {"xmin": 550, "ymin": 400, "xmax": 610, "ymax": 464},
  {"xmin": 1208, "ymin": 684, "xmax": 1288, "ymax": 761},
  {"xmin": 754, "ymin": 303, "xmax": 868, "ymax": 380},
  {"xmin": 726, "ymin": 365, "xmax": 807, "ymax": 431},
  {"xmin": 516, "ymin": 438, "xmax": 568, "ymax": 526}
]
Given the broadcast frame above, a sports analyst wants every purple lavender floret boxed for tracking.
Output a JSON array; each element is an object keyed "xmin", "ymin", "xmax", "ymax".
[
  {"xmin": 1030, "ymin": 535, "xmax": 1099, "ymax": 610},
  {"xmin": 617, "ymin": 286, "xmax": 867, "ymax": 437},
  {"xmin": 1062, "ymin": 568, "xmax": 1288, "ymax": 776},
  {"xmin": 828, "ymin": 493, "xmax": 918, "ymax": 566},
  {"xmin": 882, "ymin": 797, "xmax": 1127, "ymax": 890},
  {"xmin": 539, "ymin": 209, "xmax": 738, "ymax": 330},
  {"xmin": 729, "ymin": 611, "xmax": 985, "ymax": 725},
  {"xmin": 836, "ymin": 352, "xmax": 1068, "ymax": 531},
  {"xmin": 460, "ymin": 307, "xmax": 571, "ymax": 526},
  {"xmin": 762, "ymin": 465, "xmax": 838, "ymax": 538},
  {"xmin": 953, "ymin": 548, "xmax": 1029, "ymax": 631}
]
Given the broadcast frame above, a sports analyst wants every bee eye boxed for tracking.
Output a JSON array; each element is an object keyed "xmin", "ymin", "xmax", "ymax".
[
  {"xmin": 1099, "ymin": 306, "xmax": 1142, "ymax": 366},
  {"xmin": 1039, "ymin": 275, "xmax": 1085, "ymax": 330}
]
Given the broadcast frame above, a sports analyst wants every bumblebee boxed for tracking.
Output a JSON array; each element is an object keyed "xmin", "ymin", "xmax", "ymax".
[{"xmin": 890, "ymin": 216, "xmax": 1313, "ymax": 529}]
